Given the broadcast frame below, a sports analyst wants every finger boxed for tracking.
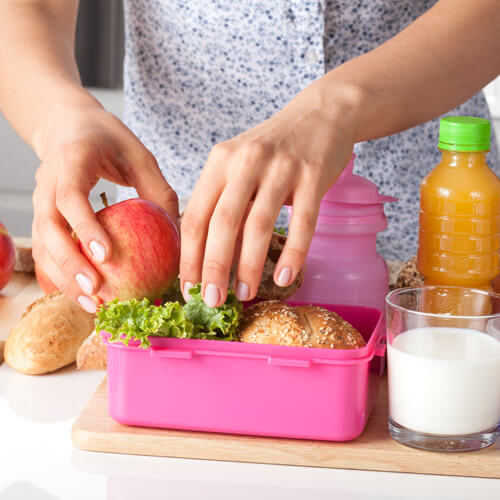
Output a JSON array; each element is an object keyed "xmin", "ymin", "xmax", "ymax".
[
  {"xmin": 56, "ymin": 144, "xmax": 112, "ymax": 264},
  {"xmin": 235, "ymin": 171, "xmax": 291, "ymax": 300},
  {"xmin": 200, "ymin": 181, "xmax": 256, "ymax": 307},
  {"xmin": 35, "ymin": 171, "xmax": 103, "ymax": 297},
  {"xmin": 32, "ymin": 237, "xmax": 97, "ymax": 313},
  {"xmin": 124, "ymin": 146, "xmax": 179, "ymax": 221},
  {"xmin": 228, "ymin": 213, "xmax": 247, "ymax": 291},
  {"xmin": 36, "ymin": 214, "xmax": 103, "ymax": 297},
  {"xmin": 274, "ymin": 186, "xmax": 320, "ymax": 287},
  {"xmin": 179, "ymin": 147, "xmax": 228, "ymax": 300}
]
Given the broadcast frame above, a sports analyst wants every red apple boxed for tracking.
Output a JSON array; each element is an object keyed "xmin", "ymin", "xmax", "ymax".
[
  {"xmin": 0, "ymin": 222, "xmax": 15, "ymax": 291},
  {"xmin": 34, "ymin": 262, "xmax": 59, "ymax": 295},
  {"xmin": 80, "ymin": 199, "xmax": 180, "ymax": 302}
]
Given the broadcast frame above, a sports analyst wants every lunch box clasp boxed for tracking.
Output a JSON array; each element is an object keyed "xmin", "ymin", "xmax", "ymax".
[{"xmin": 149, "ymin": 348, "xmax": 193, "ymax": 359}]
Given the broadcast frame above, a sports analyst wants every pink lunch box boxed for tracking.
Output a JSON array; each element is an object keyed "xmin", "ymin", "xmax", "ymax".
[{"xmin": 103, "ymin": 302, "xmax": 385, "ymax": 441}]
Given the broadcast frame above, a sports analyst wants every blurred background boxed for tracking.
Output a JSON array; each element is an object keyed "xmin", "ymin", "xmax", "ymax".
[
  {"xmin": 0, "ymin": 1, "xmax": 499, "ymax": 237},
  {"xmin": 0, "ymin": 0, "xmax": 124, "ymax": 237}
]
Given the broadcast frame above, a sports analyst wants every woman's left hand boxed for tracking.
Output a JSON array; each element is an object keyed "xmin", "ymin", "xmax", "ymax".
[{"xmin": 180, "ymin": 83, "xmax": 359, "ymax": 306}]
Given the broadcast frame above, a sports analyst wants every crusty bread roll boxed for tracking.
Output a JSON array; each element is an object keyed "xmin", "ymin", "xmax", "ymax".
[
  {"xmin": 5, "ymin": 292, "xmax": 95, "ymax": 375},
  {"xmin": 387, "ymin": 260, "xmax": 404, "ymax": 290},
  {"xmin": 239, "ymin": 300, "xmax": 366, "ymax": 349},
  {"xmin": 395, "ymin": 255, "xmax": 424, "ymax": 289},
  {"xmin": 294, "ymin": 305, "xmax": 367, "ymax": 349},
  {"xmin": 77, "ymin": 330, "xmax": 107, "ymax": 370},
  {"xmin": 239, "ymin": 301, "xmax": 308, "ymax": 345},
  {"xmin": 13, "ymin": 236, "xmax": 34, "ymax": 273},
  {"xmin": 256, "ymin": 232, "xmax": 304, "ymax": 300}
]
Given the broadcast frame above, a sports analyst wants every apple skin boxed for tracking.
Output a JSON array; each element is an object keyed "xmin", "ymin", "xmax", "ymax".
[
  {"xmin": 0, "ymin": 222, "xmax": 15, "ymax": 291},
  {"xmin": 80, "ymin": 199, "xmax": 180, "ymax": 302},
  {"xmin": 34, "ymin": 262, "xmax": 59, "ymax": 295}
]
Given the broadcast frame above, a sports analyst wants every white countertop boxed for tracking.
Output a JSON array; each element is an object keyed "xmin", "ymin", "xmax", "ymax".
[{"xmin": 0, "ymin": 363, "xmax": 498, "ymax": 500}]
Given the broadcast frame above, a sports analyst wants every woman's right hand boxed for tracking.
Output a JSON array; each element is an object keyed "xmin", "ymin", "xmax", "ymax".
[{"xmin": 32, "ymin": 100, "xmax": 179, "ymax": 313}]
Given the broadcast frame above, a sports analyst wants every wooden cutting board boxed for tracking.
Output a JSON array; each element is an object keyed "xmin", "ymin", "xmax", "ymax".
[
  {"xmin": 72, "ymin": 377, "xmax": 500, "ymax": 478},
  {"xmin": 4, "ymin": 273, "xmax": 499, "ymax": 477},
  {"xmin": 0, "ymin": 272, "xmax": 43, "ymax": 341}
]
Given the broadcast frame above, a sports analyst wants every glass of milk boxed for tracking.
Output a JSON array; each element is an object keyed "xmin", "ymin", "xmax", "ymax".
[{"xmin": 386, "ymin": 286, "xmax": 500, "ymax": 452}]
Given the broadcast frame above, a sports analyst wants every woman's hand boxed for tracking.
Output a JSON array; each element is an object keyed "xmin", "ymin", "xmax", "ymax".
[
  {"xmin": 32, "ymin": 102, "xmax": 178, "ymax": 313},
  {"xmin": 180, "ymin": 83, "xmax": 360, "ymax": 307}
]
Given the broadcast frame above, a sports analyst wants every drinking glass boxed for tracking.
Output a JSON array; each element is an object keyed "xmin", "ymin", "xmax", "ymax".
[{"xmin": 386, "ymin": 286, "xmax": 500, "ymax": 452}]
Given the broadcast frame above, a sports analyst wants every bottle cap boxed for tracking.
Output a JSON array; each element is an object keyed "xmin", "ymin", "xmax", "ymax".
[
  {"xmin": 438, "ymin": 116, "xmax": 490, "ymax": 152},
  {"xmin": 322, "ymin": 154, "xmax": 397, "ymax": 205}
]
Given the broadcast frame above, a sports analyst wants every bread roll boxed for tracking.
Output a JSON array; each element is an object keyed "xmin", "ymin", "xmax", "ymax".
[
  {"xmin": 13, "ymin": 236, "xmax": 34, "ymax": 273},
  {"xmin": 395, "ymin": 255, "xmax": 424, "ymax": 289},
  {"xmin": 294, "ymin": 305, "xmax": 367, "ymax": 349},
  {"xmin": 76, "ymin": 330, "xmax": 107, "ymax": 370},
  {"xmin": 387, "ymin": 260, "xmax": 404, "ymax": 290},
  {"xmin": 239, "ymin": 301, "xmax": 309, "ymax": 346},
  {"xmin": 239, "ymin": 300, "xmax": 366, "ymax": 349},
  {"xmin": 256, "ymin": 233, "xmax": 304, "ymax": 300},
  {"xmin": 5, "ymin": 292, "xmax": 95, "ymax": 375}
]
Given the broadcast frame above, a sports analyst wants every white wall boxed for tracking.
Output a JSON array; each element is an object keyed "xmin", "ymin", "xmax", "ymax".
[{"xmin": 1, "ymin": 83, "xmax": 500, "ymax": 237}]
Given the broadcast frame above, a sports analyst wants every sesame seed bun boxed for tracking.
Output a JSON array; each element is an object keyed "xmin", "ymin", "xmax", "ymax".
[{"xmin": 239, "ymin": 301, "xmax": 366, "ymax": 349}]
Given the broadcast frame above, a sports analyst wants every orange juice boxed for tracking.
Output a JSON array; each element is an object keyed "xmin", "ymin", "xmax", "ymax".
[{"xmin": 417, "ymin": 117, "xmax": 500, "ymax": 314}]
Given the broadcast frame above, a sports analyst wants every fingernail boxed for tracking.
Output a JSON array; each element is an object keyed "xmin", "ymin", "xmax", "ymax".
[
  {"xmin": 204, "ymin": 283, "xmax": 220, "ymax": 308},
  {"xmin": 183, "ymin": 281, "xmax": 194, "ymax": 301},
  {"xmin": 78, "ymin": 295, "xmax": 97, "ymax": 314},
  {"xmin": 75, "ymin": 273, "xmax": 93, "ymax": 295},
  {"xmin": 89, "ymin": 240, "xmax": 106, "ymax": 263},
  {"xmin": 277, "ymin": 267, "xmax": 292, "ymax": 287},
  {"xmin": 236, "ymin": 281, "xmax": 249, "ymax": 301}
]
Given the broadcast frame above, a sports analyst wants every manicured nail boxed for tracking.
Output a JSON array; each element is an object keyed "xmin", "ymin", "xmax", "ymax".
[
  {"xmin": 204, "ymin": 283, "xmax": 220, "ymax": 308},
  {"xmin": 89, "ymin": 240, "xmax": 106, "ymax": 263},
  {"xmin": 183, "ymin": 281, "xmax": 194, "ymax": 301},
  {"xmin": 75, "ymin": 273, "xmax": 93, "ymax": 295},
  {"xmin": 277, "ymin": 267, "xmax": 292, "ymax": 287},
  {"xmin": 78, "ymin": 295, "xmax": 97, "ymax": 314},
  {"xmin": 236, "ymin": 281, "xmax": 249, "ymax": 301}
]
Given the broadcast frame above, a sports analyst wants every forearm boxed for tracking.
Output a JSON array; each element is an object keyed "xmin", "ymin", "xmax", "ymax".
[
  {"xmin": 318, "ymin": 0, "xmax": 500, "ymax": 143},
  {"xmin": 0, "ymin": 0, "xmax": 101, "ymax": 159}
]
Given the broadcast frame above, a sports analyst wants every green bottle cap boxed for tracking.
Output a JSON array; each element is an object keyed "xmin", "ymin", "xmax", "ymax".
[{"xmin": 438, "ymin": 116, "xmax": 490, "ymax": 152}]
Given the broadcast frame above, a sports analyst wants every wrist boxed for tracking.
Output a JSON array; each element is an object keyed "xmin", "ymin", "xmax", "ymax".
[
  {"xmin": 309, "ymin": 67, "xmax": 372, "ymax": 143},
  {"xmin": 32, "ymin": 85, "xmax": 103, "ymax": 160},
  {"xmin": 318, "ymin": 74, "xmax": 367, "ymax": 143}
]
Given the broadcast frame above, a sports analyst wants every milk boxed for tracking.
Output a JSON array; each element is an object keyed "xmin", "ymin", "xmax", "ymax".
[{"xmin": 388, "ymin": 327, "xmax": 500, "ymax": 435}]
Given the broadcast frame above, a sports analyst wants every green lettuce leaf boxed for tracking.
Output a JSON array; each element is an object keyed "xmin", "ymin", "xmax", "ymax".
[
  {"xmin": 184, "ymin": 284, "xmax": 242, "ymax": 341},
  {"xmin": 94, "ymin": 297, "xmax": 193, "ymax": 348},
  {"xmin": 95, "ymin": 284, "xmax": 242, "ymax": 348}
]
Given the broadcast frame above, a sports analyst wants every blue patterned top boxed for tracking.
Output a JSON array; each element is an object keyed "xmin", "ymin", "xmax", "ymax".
[{"xmin": 117, "ymin": 0, "xmax": 499, "ymax": 261}]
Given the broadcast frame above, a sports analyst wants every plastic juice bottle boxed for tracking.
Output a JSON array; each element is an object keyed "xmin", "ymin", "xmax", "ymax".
[{"xmin": 417, "ymin": 116, "xmax": 500, "ymax": 315}]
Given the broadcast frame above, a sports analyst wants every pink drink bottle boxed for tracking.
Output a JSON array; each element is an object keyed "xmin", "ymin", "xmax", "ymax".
[{"xmin": 289, "ymin": 154, "xmax": 396, "ymax": 312}]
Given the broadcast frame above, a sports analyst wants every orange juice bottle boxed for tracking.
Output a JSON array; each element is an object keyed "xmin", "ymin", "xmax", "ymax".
[{"xmin": 417, "ymin": 117, "xmax": 500, "ymax": 313}]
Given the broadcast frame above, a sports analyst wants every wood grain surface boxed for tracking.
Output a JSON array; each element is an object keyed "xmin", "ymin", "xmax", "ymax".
[
  {"xmin": 0, "ymin": 272, "xmax": 42, "ymax": 341},
  {"xmin": 72, "ymin": 377, "xmax": 500, "ymax": 478}
]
